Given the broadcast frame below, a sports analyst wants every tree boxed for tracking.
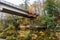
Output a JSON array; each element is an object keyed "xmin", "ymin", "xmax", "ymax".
[
  {"xmin": 33, "ymin": 1, "xmax": 41, "ymax": 15},
  {"xmin": 25, "ymin": 0, "xmax": 29, "ymax": 9},
  {"xmin": 55, "ymin": 0, "xmax": 60, "ymax": 14},
  {"xmin": 28, "ymin": 5, "xmax": 35, "ymax": 14},
  {"xmin": 43, "ymin": 0, "xmax": 58, "ymax": 28}
]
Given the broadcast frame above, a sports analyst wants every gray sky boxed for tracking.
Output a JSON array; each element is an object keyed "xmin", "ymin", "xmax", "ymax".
[
  {"xmin": 4, "ymin": 0, "xmax": 43, "ymax": 5},
  {"xmin": 4, "ymin": 0, "xmax": 36, "ymax": 5}
]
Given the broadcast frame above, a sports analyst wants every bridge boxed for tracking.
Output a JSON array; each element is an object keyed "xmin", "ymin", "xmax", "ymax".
[{"xmin": 0, "ymin": 0, "xmax": 37, "ymax": 18}]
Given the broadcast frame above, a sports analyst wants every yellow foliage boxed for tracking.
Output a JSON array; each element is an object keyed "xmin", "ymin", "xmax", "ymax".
[
  {"xmin": 19, "ymin": 31, "xmax": 26, "ymax": 38},
  {"xmin": 20, "ymin": 25, "xmax": 25, "ymax": 30},
  {"xmin": 28, "ymin": 6, "xmax": 35, "ymax": 14},
  {"xmin": 31, "ymin": 34, "xmax": 37, "ymax": 40},
  {"xmin": 39, "ymin": 31, "xmax": 45, "ymax": 36},
  {"xmin": 33, "ymin": 4, "xmax": 40, "ymax": 7}
]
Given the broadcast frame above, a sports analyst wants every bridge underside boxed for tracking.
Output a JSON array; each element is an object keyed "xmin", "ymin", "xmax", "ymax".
[{"xmin": 1, "ymin": 8, "xmax": 36, "ymax": 18}]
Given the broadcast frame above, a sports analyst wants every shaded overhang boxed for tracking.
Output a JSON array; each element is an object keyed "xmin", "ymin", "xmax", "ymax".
[{"xmin": 0, "ymin": 0, "xmax": 37, "ymax": 18}]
